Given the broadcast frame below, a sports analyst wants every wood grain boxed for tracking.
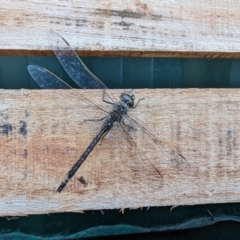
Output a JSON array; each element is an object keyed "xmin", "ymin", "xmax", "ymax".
[
  {"xmin": 1, "ymin": 0, "xmax": 240, "ymax": 57},
  {"xmin": 0, "ymin": 88, "xmax": 240, "ymax": 215}
]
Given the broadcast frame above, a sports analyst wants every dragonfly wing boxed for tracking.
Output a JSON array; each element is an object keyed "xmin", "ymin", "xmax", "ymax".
[
  {"xmin": 118, "ymin": 123, "xmax": 164, "ymax": 190},
  {"xmin": 123, "ymin": 114, "xmax": 190, "ymax": 173},
  {"xmin": 27, "ymin": 65, "xmax": 71, "ymax": 89},
  {"xmin": 85, "ymin": 122, "xmax": 164, "ymax": 191},
  {"xmin": 47, "ymin": 31, "xmax": 107, "ymax": 89}
]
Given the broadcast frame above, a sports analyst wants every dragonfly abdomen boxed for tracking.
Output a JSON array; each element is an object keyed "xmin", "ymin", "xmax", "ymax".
[
  {"xmin": 57, "ymin": 123, "xmax": 112, "ymax": 192},
  {"xmin": 57, "ymin": 100, "xmax": 131, "ymax": 192}
]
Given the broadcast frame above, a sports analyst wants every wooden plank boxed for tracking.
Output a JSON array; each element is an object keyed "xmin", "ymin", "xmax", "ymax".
[
  {"xmin": 1, "ymin": 0, "xmax": 240, "ymax": 57},
  {"xmin": 0, "ymin": 88, "xmax": 240, "ymax": 215}
]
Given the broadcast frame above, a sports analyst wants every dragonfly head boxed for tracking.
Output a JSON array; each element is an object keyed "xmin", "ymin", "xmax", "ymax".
[{"xmin": 120, "ymin": 92, "xmax": 135, "ymax": 108}]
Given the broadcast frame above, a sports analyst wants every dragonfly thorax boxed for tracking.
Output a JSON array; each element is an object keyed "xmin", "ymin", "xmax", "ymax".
[{"xmin": 120, "ymin": 92, "xmax": 135, "ymax": 108}]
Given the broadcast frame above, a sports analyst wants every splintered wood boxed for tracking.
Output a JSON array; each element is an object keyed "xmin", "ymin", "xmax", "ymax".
[{"xmin": 0, "ymin": 88, "xmax": 240, "ymax": 215}]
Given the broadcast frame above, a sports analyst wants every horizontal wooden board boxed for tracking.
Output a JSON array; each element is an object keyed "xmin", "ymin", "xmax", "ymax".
[
  {"xmin": 0, "ymin": 88, "xmax": 240, "ymax": 215},
  {"xmin": 1, "ymin": 0, "xmax": 240, "ymax": 57}
]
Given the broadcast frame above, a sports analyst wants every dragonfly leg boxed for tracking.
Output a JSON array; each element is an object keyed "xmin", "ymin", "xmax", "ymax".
[
  {"xmin": 122, "ymin": 119, "xmax": 135, "ymax": 131},
  {"xmin": 133, "ymin": 97, "xmax": 144, "ymax": 109},
  {"xmin": 84, "ymin": 116, "xmax": 107, "ymax": 122},
  {"xmin": 102, "ymin": 89, "xmax": 114, "ymax": 105}
]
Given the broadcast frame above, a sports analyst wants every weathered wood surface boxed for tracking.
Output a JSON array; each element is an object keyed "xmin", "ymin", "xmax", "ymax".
[
  {"xmin": 1, "ymin": 0, "xmax": 240, "ymax": 57},
  {"xmin": 0, "ymin": 88, "xmax": 240, "ymax": 215}
]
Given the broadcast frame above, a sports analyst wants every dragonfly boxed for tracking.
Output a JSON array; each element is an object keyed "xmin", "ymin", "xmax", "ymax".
[{"xmin": 27, "ymin": 31, "xmax": 189, "ymax": 193}]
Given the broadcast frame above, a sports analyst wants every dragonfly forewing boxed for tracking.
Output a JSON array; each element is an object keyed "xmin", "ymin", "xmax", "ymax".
[{"xmin": 47, "ymin": 31, "xmax": 107, "ymax": 89}]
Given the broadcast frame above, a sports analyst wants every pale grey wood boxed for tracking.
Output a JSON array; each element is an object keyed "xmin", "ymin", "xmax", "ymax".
[
  {"xmin": 0, "ymin": 1, "xmax": 240, "ymax": 57},
  {"xmin": 0, "ymin": 89, "xmax": 239, "ymax": 215}
]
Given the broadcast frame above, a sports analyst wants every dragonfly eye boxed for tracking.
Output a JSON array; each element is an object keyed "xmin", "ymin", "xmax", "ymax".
[{"xmin": 120, "ymin": 93, "xmax": 135, "ymax": 107}]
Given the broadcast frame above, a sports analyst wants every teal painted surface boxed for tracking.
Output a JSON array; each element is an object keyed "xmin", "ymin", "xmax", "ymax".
[
  {"xmin": 0, "ymin": 56, "xmax": 240, "ymax": 239},
  {"xmin": 1, "ymin": 56, "xmax": 239, "ymax": 89}
]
